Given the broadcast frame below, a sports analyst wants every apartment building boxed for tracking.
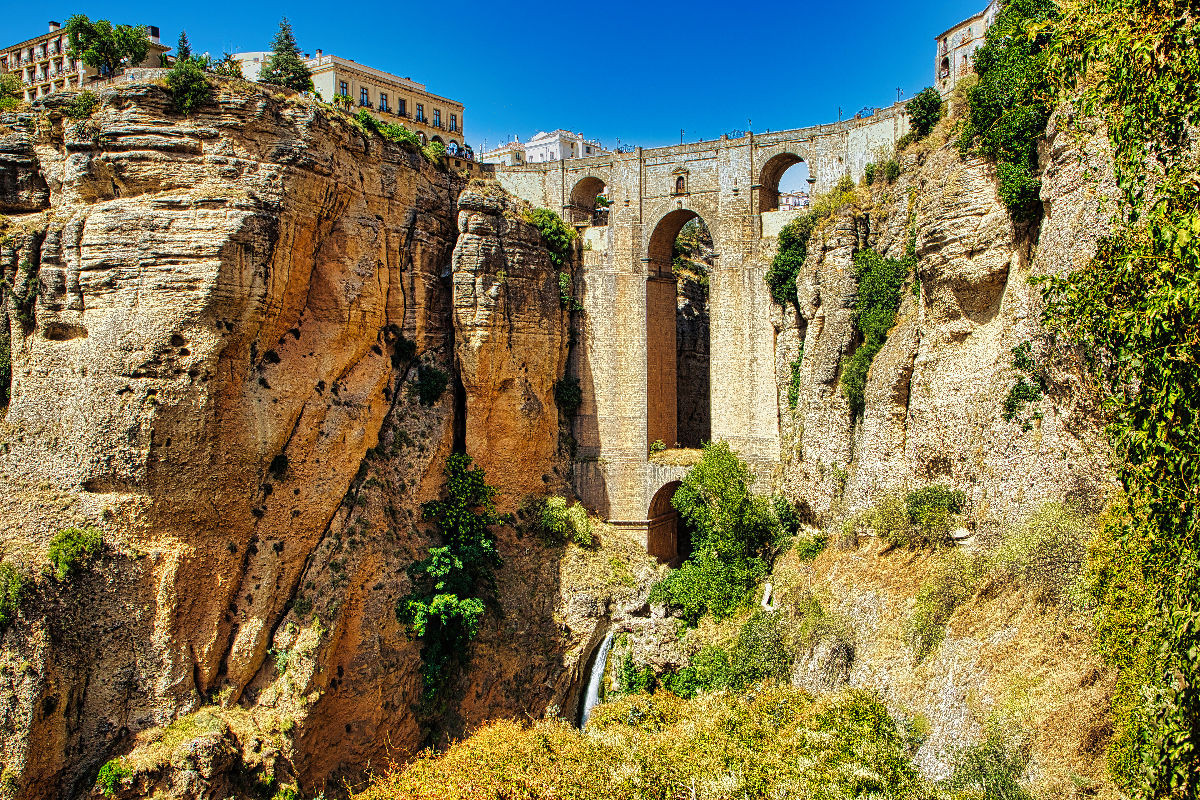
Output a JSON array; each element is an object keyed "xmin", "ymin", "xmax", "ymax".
[
  {"xmin": 0, "ymin": 20, "xmax": 169, "ymax": 102},
  {"xmin": 480, "ymin": 141, "xmax": 526, "ymax": 166},
  {"xmin": 935, "ymin": 0, "xmax": 1001, "ymax": 95},
  {"xmin": 235, "ymin": 50, "xmax": 466, "ymax": 152}
]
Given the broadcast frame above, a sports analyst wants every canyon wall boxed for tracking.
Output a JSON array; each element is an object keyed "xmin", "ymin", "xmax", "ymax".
[
  {"xmin": 0, "ymin": 81, "xmax": 617, "ymax": 799},
  {"xmin": 772, "ymin": 112, "xmax": 1116, "ymax": 525}
]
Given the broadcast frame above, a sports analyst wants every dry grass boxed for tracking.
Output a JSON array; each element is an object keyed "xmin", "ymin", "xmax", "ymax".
[{"xmin": 647, "ymin": 448, "xmax": 702, "ymax": 467}]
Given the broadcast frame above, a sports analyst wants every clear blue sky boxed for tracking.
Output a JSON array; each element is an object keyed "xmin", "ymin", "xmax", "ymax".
[{"xmin": 10, "ymin": 1, "xmax": 979, "ymax": 159}]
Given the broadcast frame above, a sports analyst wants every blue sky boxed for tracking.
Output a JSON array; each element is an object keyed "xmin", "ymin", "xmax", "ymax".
[{"xmin": 9, "ymin": 0, "xmax": 981, "ymax": 181}]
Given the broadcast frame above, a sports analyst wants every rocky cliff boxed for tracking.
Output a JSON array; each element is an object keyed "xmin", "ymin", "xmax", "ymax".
[
  {"xmin": 0, "ymin": 81, "xmax": 629, "ymax": 800},
  {"xmin": 774, "ymin": 111, "xmax": 1115, "ymax": 525}
]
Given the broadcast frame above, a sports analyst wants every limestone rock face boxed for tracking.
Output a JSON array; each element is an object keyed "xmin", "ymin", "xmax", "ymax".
[
  {"xmin": 777, "ymin": 119, "xmax": 1116, "ymax": 524},
  {"xmin": 0, "ymin": 83, "xmax": 594, "ymax": 799},
  {"xmin": 452, "ymin": 189, "xmax": 569, "ymax": 506}
]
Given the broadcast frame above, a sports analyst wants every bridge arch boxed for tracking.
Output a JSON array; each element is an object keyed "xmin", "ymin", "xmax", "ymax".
[
  {"xmin": 568, "ymin": 176, "xmax": 607, "ymax": 226},
  {"xmin": 759, "ymin": 152, "xmax": 807, "ymax": 212},
  {"xmin": 646, "ymin": 210, "xmax": 711, "ymax": 451},
  {"xmin": 647, "ymin": 481, "xmax": 693, "ymax": 563}
]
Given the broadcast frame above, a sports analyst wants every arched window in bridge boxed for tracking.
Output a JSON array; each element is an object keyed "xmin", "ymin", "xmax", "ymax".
[{"xmin": 675, "ymin": 176, "xmax": 686, "ymax": 195}]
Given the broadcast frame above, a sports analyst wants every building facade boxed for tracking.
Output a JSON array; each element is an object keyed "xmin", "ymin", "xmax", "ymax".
[
  {"xmin": 934, "ymin": 0, "xmax": 1000, "ymax": 95},
  {"xmin": 480, "ymin": 141, "xmax": 526, "ymax": 166},
  {"xmin": 234, "ymin": 51, "xmax": 466, "ymax": 152},
  {"xmin": 1, "ymin": 21, "xmax": 169, "ymax": 102},
  {"xmin": 523, "ymin": 130, "xmax": 607, "ymax": 163}
]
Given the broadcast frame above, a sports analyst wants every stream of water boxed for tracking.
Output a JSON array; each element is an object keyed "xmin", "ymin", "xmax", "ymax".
[{"xmin": 580, "ymin": 630, "xmax": 614, "ymax": 727}]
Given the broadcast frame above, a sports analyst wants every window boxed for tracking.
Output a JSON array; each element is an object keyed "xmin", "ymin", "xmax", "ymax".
[
  {"xmin": 398, "ymin": 98, "xmax": 406, "ymax": 116},
  {"xmin": 585, "ymin": 146, "xmax": 591, "ymax": 154},
  {"xmin": 433, "ymin": 109, "xmax": 441, "ymax": 128},
  {"xmin": 360, "ymin": 86, "xmax": 370, "ymax": 107},
  {"xmin": 339, "ymin": 80, "xmax": 349, "ymax": 96},
  {"xmin": 379, "ymin": 92, "xmax": 389, "ymax": 112},
  {"xmin": 675, "ymin": 176, "xmax": 686, "ymax": 194},
  {"xmin": 449, "ymin": 113, "xmax": 457, "ymax": 132},
  {"xmin": 416, "ymin": 103, "xmax": 425, "ymax": 122}
]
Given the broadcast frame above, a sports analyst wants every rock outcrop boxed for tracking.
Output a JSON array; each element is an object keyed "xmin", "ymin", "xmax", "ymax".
[{"xmin": 774, "ymin": 116, "xmax": 1116, "ymax": 525}]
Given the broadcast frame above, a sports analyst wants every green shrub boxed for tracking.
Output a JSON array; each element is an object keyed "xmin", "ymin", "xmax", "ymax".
[
  {"xmin": 786, "ymin": 352, "xmax": 803, "ymax": 410},
  {"xmin": 957, "ymin": 0, "xmax": 1058, "ymax": 222},
  {"xmin": 765, "ymin": 213, "xmax": 817, "ymax": 306},
  {"xmin": 539, "ymin": 495, "xmax": 593, "ymax": 547},
  {"xmin": 660, "ymin": 644, "xmax": 731, "ymax": 699},
  {"xmin": 907, "ymin": 550, "xmax": 983, "ymax": 660},
  {"xmin": 864, "ymin": 162, "xmax": 877, "ymax": 184},
  {"xmin": 0, "ymin": 563, "xmax": 26, "ymax": 627},
  {"xmin": 399, "ymin": 454, "xmax": 504, "ymax": 710},
  {"xmin": 648, "ymin": 439, "xmax": 665, "ymax": 455},
  {"xmin": 616, "ymin": 649, "xmax": 656, "ymax": 695},
  {"xmin": 412, "ymin": 363, "xmax": 448, "ymax": 406},
  {"xmin": 871, "ymin": 493, "xmax": 912, "ymax": 546},
  {"xmin": 0, "ymin": 73, "xmax": 21, "ymax": 111},
  {"xmin": 46, "ymin": 526, "xmax": 103, "ymax": 581},
  {"xmin": 729, "ymin": 610, "xmax": 793, "ymax": 688},
  {"xmin": 553, "ymin": 376, "xmax": 582, "ymax": 417},
  {"xmin": 1002, "ymin": 342, "xmax": 1045, "ymax": 429},
  {"xmin": 649, "ymin": 442, "xmax": 781, "ymax": 624},
  {"xmin": 524, "ymin": 208, "xmax": 576, "ymax": 269},
  {"xmin": 883, "ymin": 159, "xmax": 901, "ymax": 182},
  {"xmin": 793, "ymin": 532, "xmax": 828, "ymax": 561},
  {"xmin": 166, "ymin": 58, "xmax": 211, "ymax": 115},
  {"xmin": 905, "ymin": 87, "xmax": 943, "ymax": 139},
  {"xmin": 841, "ymin": 248, "xmax": 911, "ymax": 416},
  {"xmin": 994, "ymin": 502, "xmax": 1091, "ymax": 604},
  {"xmin": 63, "ymin": 90, "xmax": 99, "ymax": 120},
  {"xmin": 905, "ymin": 484, "xmax": 966, "ymax": 544},
  {"xmin": 423, "ymin": 140, "xmax": 448, "ymax": 163},
  {"xmin": 96, "ymin": 758, "xmax": 132, "ymax": 798},
  {"xmin": 941, "ymin": 726, "xmax": 1034, "ymax": 800}
]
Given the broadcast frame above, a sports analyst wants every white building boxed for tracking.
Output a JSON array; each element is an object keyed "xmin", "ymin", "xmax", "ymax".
[
  {"xmin": 935, "ymin": 0, "xmax": 1001, "ymax": 95},
  {"xmin": 480, "ymin": 141, "xmax": 525, "ymax": 166},
  {"xmin": 523, "ymin": 130, "xmax": 607, "ymax": 163},
  {"xmin": 778, "ymin": 191, "xmax": 809, "ymax": 211}
]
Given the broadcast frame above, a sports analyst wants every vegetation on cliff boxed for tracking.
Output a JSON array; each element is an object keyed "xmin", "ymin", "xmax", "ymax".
[
  {"xmin": 956, "ymin": 0, "xmax": 1057, "ymax": 222},
  {"xmin": 841, "ymin": 245, "xmax": 914, "ymax": 416},
  {"xmin": 1039, "ymin": 0, "xmax": 1200, "ymax": 792},
  {"xmin": 649, "ymin": 443, "xmax": 787, "ymax": 624},
  {"xmin": 64, "ymin": 15, "xmax": 150, "ymax": 78},
  {"xmin": 257, "ymin": 18, "xmax": 314, "ymax": 93},
  {"xmin": 399, "ymin": 455, "xmax": 505, "ymax": 716}
]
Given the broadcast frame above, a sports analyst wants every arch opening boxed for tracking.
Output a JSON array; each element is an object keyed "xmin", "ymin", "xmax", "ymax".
[
  {"xmin": 568, "ymin": 176, "xmax": 608, "ymax": 226},
  {"xmin": 431, "ymin": 135, "xmax": 445, "ymax": 145},
  {"xmin": 647, "ymin": 481, "xmax": 694, "ymax": 564},
  {"xmin": 759, "ymin": 153, "xmax": 811, "ymax": 212},
  {"xmin": 646, "ymin": 211, "xmax": 712, "ymax": 452}
]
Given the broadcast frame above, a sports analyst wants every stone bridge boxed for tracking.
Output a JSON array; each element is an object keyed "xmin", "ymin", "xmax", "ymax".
[{"xmin": 494, "ymin": 104, "xmax": 911, "ymax": 560}]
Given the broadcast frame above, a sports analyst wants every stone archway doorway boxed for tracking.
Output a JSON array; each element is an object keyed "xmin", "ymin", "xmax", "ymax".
[{"xmin": 646, "ymin": 481, "xmax": 694, "ymax": 565}]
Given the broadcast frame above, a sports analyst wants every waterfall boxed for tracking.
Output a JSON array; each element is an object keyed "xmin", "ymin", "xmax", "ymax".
[{"xmin": 580, "ymin": 630, "xmax": 614, "ymax": 727}]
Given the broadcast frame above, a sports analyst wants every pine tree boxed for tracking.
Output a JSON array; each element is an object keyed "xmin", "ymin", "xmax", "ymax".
[
  {"xmin": 175, "ymin": 30, "xmax": 192, "ymax": 62},
  {"xmin": 257, "ymin": 18, "xmax": 313, "ymax": 93}
]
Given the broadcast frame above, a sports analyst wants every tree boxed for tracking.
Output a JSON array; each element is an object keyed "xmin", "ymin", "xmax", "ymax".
[
  {"xmin": 257, "ymin": 18, "xmax": 313, "ymax": 93},
  {"xmin": 212, "ymin": 53, "xmax": 244, "ymax": 79},
  {"xmin": 905, "ymin": 87, "xmax": 943, "ymax": 139},
  {"xmin": 64, "ymin": 15, "xmax": 150, "ymax": 78},
  {"xmin": 166, "ymin": 57, "xmax": 211, "ymax": 115},
  {"xmin": 175, "ymin": 31, "xmax": 192, "ymax": 62},
  {"xmin": 0, "ymin": 72, "xmax": 21, "ymax": 111}
]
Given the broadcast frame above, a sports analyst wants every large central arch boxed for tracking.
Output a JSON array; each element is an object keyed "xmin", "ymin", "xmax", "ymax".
[{"xmin": 645, "ymin": 210, "xmax": 711, "ymax": 451}]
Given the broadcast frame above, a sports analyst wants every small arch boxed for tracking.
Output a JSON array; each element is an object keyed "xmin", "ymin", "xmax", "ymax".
[
  {"xmin": 646, "ymin": 208, "xmax": 700, "ymax": 277},
  {"xmin": 647, "ymin": 481, "xmax": 692, "ymax": 563},
  {"xmin": 674, "ymin": 175, "xmax": 686, "ymax": 195},
  {"xmin": 568, "ymin": 176, "xmax": 607, "ymax": 225},
  {"xmin": 431, "ymin": 135, "xmax": 445, "ymax": 145},
  {"xmin": 759, "ymin": 152, "xmax": 809, "ymax": 212}
]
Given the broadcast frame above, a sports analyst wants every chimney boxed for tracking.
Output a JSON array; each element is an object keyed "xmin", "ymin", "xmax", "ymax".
[
  {"xmin": 48, "ymin": 21, "xmax": 60, "ymax": 32},
  {"xmin": 314, "ymin": 49, "xmax": 322, "ymax": 58},
  {"xmin": 146, "ymin": 25, "xmax": 160, "ymax": 43}
]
